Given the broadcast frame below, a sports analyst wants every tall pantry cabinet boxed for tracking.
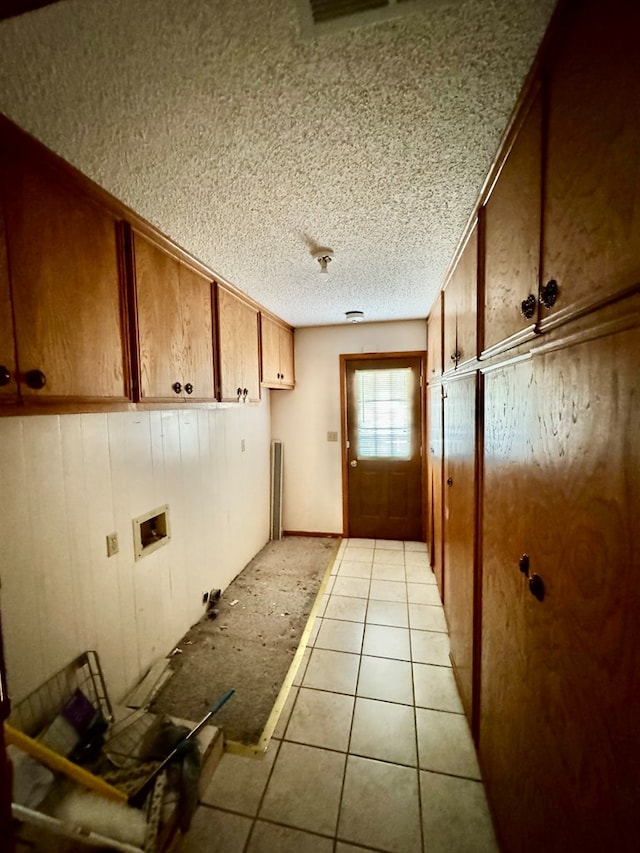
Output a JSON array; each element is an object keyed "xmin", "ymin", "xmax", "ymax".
[{"xmin": 427, "ymin": 0, "xmax": 640, "ymax": 849}]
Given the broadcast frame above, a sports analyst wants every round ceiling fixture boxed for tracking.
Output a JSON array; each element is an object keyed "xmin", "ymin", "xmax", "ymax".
[{"xmin": 345, "ymin": 310, "xmax": 364, "ymax": 323}]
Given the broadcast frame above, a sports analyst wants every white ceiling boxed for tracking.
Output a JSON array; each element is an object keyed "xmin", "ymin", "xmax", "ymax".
[{"xmin": 0, "ymin": 0, "xmax": 556, "ymax": 327}]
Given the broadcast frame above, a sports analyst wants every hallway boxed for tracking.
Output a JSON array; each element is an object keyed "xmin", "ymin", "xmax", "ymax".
[{"xmin": 183, "ymin": 538, "xmax": 498, "ymax": 852}]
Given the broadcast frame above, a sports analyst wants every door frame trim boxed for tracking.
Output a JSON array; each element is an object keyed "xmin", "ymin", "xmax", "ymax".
[{"xmin": 339, "ymin": 350, "xmax": 427, "ymax": 539}]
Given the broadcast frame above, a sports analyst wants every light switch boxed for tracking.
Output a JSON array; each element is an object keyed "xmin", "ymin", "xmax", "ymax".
[
  {"xmin": 327, "ymin": 431, "xmax": 338, "ymax": 442},
  {"xmin": 106, "ymin": 532, "xmax": 119, "ymax": 557}
]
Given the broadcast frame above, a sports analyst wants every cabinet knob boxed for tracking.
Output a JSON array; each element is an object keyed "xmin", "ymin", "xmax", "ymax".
[
  {"xmin": 539, "ymin": 279, "xmax": 559, "ymax": 309},
  {"xmin": 242, "ymin": 388, "xmax": 248, "ymax": 401},
  {"xmin": 450, "ymin": 351, "xmax": 461, "ymax": 367},
  {"xmin": 520, "ymin": 294, "xmax": 536, "ymax": 320},
  {"xmin": 528, "ymin": 573, "xmax": 545, "ymax": 601},
  {"xmin": 25, "ymin": 369, "xmax": 46, "ymax": 390},
  {"xmin": 173, "ymin": 382, "xmax": 182, "ymax": 394},
  {"xmin": 237, "ymin": 387, "xmax": 243, "ymax": 400},
  {"xmin": 185, "ymin": 383, "xmax": 193, "ymax": 395},
  {"xmin": 518, "ymin": 554, "xmax": 530, "ymax": 576},
  {"xmin": 446, "ymin": 477, "xmax": 453, "ymax": 486},
  {"xmin": 0, "ymin": 365, "xmax": 11, "ymax": 387}
]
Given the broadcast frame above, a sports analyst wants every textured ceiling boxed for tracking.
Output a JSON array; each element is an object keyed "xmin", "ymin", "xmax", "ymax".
[{"xmin": 0, "ymin": 0, "xmax": 556, "ymax": 327}]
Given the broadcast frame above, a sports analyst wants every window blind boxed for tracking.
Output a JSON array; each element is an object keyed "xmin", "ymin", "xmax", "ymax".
[{"xmin": 354, "ymin": 367, "xmax": 413, "ymax": 459}]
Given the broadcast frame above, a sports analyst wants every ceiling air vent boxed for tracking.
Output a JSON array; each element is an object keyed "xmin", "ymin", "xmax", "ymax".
[{"xmin": 299, "ymin": 0, "xmax": 440, "ymax": 36}]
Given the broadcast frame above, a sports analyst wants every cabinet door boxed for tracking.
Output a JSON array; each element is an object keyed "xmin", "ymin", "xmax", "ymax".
[
  {"xmin": 483, "ymin": 92, "xmax": 542, "ymax": 354},
  {"xmin": 443, "ymin": 225, "xmax": 478, "ymax": 372},
  {"xmin": 217, "ymin": 287, "xmax": 260, "ymax": 402},
  {"xmin": 541, "ymin": 0, "xmax": 640, "ymax": 329},
  {"xmin": 481, "ymin": 318, "xmax": 640, "ymax": 851},
  {"xmin": 426, "ymin": 293, "xmax": 443, "ymax": 380},
  {"xmin": 278, "ymin": 325, "xmax": 294, "ymax": 388},
  {"xmin": 260, "ymin": 314, "xmax": 282, "ymax": 387},
  {"xmin": 2, "ymin": 149, "xmax": 128, "ymax": 401},
  {"xmin": 0, "ymin": 202, "xmax": 16, "ymax": 400},
  {"xmin": 131, "ymin": 231, "xmax": 214, "ymax": 402},
  {"xmin": 443, "ymin": 374, "xmax": 477, "ymax": 723},
  {"xmin": 427, "ymin": 384, "xmax": 444, "ymax": 595}
]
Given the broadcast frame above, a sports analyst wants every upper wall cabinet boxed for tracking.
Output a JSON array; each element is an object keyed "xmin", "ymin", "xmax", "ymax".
[
  {"xmin": 216, "ymin": 286, "xmax": 260, "ymax": 403},
  {"xmin": 127, "ymin": 228, "xmax": 215, "ymax": 403},
  {"xmin": 0, "ymin": 130, "xmax": 129, "ymax": 403},
  {"xmin": 0, "ymin": 202, "xmax": 15, "ymax": 400},
  {"xmin": 540, "ymin": 0, "xmax": 640, "ymax": 330},
  {"xmin": 426, "ymin": 292, "xmax": 443, "ymax": 381},
  {"xmin": 443, "ymin": 224, "xmax": 478, "ymax": 372},
  {"xmin": 483, "ymin": 91, "xmax": 542, "ymax": 356},
  {"xmin": 261, "ymin": 314, "xmax": 294, "ymax": 389}
]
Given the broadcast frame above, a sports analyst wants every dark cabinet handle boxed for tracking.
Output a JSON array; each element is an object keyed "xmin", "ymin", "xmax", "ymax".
[
  {"xmin": 446, "ymin": 477, "xmax": 453, "ymax": 486},
  {"xmin": 529, "ymin": 574, "xmax": 545, "ymax": 601},
  {"xmin": 520, "ymin": 294, "xmax": 536, "ymax": 320},
  {"xmin": 185, "ymin": 383, "xmax": 193, "ymax": 395},
  {"xmin": 243, "ymin": 388, "xmax": 248, "ymax": 401},
  {"xmin": 539, "ymin": 279, "xmax": 559, "ymax": 309},
  {"xmin": 0, "ymin": 365, "xmax": 11, "ymax": 387},
  {"xmin": 237, "ymin": 387, "xmax": 242, "ymax": 399},
  {"xmin": 25, "ymin": 369, "xmax": 46, "ymax": 390},
  {"xmin": 450, "ymin": 351, "xmax": 461, "ymax": 367},
  {"xmin": 518, "ymin": 554, "xmax": 530, "ymax": 576},
  {"xmin": 173, "ymin": 382, "xmax": 182, "ymax": 394}
]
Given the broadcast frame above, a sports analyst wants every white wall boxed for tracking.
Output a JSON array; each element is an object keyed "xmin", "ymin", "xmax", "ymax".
[
  {"xmin": 0, "ymin": 400, "xmax": 271, "ymax": 706},
  {"xmin": 271, "ymin": 320, "xmax": 427, "ymax": 535}
]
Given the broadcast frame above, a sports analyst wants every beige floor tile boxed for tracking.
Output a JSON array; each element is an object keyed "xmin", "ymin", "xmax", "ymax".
[
  {"xmin": 292, "ymin": 647, "xmax": 312, "ymax": 686},
  {"xmin": 336, "ymin": 844, "xmax": 376, "ymax": 852},
  {"xmin": 420, "ymin": 771, "xmax": 499, "ymax": 852},
  {"xmin": 404, "ymin": 541, "xmax": 428, "ymax": 552},
  {"xmin": 347, "ymin": 538, "xmax": 376, "ymax": 549},
  {"xmin": 315, "ymin": 618, "xmax": 365, "ymax": 654},
  {"xmin": 259, "ymin": 741, "xmax": 346, "ymax": 835},
  {"xmin": 362, "ymin": 624, "xmax": 411, "ymax": 660},
  {"xmin": 371, "ymin": 562, "xmax": 406, "ymax": 581},
  {"xmin": 333, "ymin": 576, "xmax": 371, "ymax": 598},
  {"xmin": 356, "ymin": 655, "xmax": 413, "ymax": 705},
  {"xmin": 408, "ymin": 603, "xmax": 448, "ymax": 632},
  {"xmin": 349, "ymin": 697, "xmax": 417, "ymax": 766},
  {"xmin": 373, "ymin": 548, "xmax": 404, "ymax": 565},
  {"xmin": 338, "ymin": 560, "xmax": 373, "ymax": 579},
  {"xmin": 324, "ymin": 595, "xmax": 367, "ymax": 623},
  {"xmin": 405, "ymin": 563, "xmax": 438, "ymax": 584},
  {"xmin": 410, "ymin": 630, "xmax": 451, "ymax": 666},
  {"xmin": 302, "ymin": 648, "xmax": 360, "ymax": 694},
  {"xmin": 272, "ymin": 685, "xmax": 299, "ymax": 739},
  {"xmin": 416, "ymin": 708, "xmax": 481, "ymax": 779},
  {"xmin": 413, "ymin": 663, "xmax": 464, "ymax": 714},
  {"xmin": 325, "ymin": 575, "xmax": 336, "ymax": 594},
  {"xmin": 375, "ymin": 539, "xmax": 404, "ymax": 550},
  {"xmin": 247, "ymin": 821, "xmax": 334, "ymax": 852},
  {"xmin": 343, "ymin": 547, "xmax": 374, "ymax": 563},
  {"xmin": 338, "ymin": 756, "xmax": 422, "ymax": 852},
  {"xmin": 181, "ymin": 807, "xmax": 252, "ymax": 853},
  {"xmin": 404, "ymin": 550, "xmax": 429, "ymax": 566},
  {"xmin": 201, "ymin": 741, "xmax": 280, "ymax": 814},
  {"xmin": 318, "ymin": 594, "xmax": 330, "ymax": 616},
  {"xmin": 285, "ymin": 687, "xmax": 354, "ymax": 751},
  {"xmin": 365, "ymin": 599, "xmax": 409, "ymax": 628},
  {"xmin": 308, "ymin": 616, "xmax": 322, "ymax": 646},
  {"xmin": 369, "ymin": 579, "xmax": 407, "ymax": 603},
  {"xmin": 408, "ymin": 582, "xmax": 442, "ymax": 605}
]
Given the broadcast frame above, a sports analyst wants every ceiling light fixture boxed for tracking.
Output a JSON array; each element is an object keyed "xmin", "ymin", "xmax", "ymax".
[
  {"xmin": 345, "ymin": 310, "xmax": 364, "ymax": 323},
  {"xmin": 313, "ymin": 248, "xmax": 333, "ymax": 274}
]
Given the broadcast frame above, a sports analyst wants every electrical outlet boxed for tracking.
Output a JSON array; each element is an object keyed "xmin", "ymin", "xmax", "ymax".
[
  {"xmin": 106, "ymin": 532, "xmax": 119, "ymax": 558},
  {"xmin": 327, "ymin": 431, "xmax": 338, "ymax": 442}
]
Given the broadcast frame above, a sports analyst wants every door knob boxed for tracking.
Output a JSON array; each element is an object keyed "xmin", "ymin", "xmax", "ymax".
[{"xmin": 350, "ymin": 460, "xmax": 358, "ymax": 467}]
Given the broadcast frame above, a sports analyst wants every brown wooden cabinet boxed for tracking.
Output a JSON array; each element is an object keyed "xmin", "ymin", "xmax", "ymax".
[
  {"xmin": 480, "ymin": 307, "xmax": 640, "ymax": 852},
  {"xmin": 426, "ymin": 292, "xmax": 443, "ymax": 380},
  {"xmin": 260, "ymin": 314, "xmax": 294, "ymax": 389},
  {"xmin": 0, "ymin": 133, "xmax": 129, "ymax": 403},
  {"xmin": 426, "ymin": 383, "xmax": 444, "ymax": 596},
  {"xmin": 443, "ymin": 224, "xmax": 478, "ymax": 372},
  {"xmin": 442, "ymin": 374, "xmax": 478, "ymax": 724},
  {"xmin": 483, "ymin": 90, "xmax": 542, "ymax": 356},
  {"xmin": 127, "ymin": 229, "xmax": 215, "ymax": 402},
  {"xmin": 216, "ymin": 286, "xmax": 260, "ymax": 403},
  {"xmin": 540, "ymin": 0, "xmax": 640, "ymax": 330},
  {"xmin": 0, "ymin": 202, "xmax": 16, "ymax": 400}
]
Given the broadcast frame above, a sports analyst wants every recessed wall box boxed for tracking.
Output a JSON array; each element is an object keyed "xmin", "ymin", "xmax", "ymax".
[{"xmin": 133, "ymin": 505, "xmax": 170, "ymax": 560}]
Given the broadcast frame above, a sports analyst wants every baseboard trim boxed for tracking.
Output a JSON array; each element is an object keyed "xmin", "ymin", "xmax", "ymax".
[{"xmin": 283, "ymin": 530, "xmax": 342, "ymax": 538}]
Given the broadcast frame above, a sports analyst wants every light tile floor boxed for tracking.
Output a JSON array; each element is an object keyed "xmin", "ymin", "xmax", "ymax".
[{"xmin": 183, "ymin": 539, "xmax": 499, "ymax": 853}]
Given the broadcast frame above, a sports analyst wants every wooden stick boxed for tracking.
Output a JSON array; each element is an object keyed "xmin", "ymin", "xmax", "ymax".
[{"xmin": 4, "ymin": 723, "xmax": 126, "ymax": 803}]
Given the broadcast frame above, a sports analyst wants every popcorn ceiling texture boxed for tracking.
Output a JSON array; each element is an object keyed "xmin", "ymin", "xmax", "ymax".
[{"xmin": 0, "ymin": 0, "xmax": 556, "ymax": 326}]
